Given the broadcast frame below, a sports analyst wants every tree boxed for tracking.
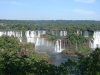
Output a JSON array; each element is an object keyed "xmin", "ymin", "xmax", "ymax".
[{"xmin": 76, "ymin": 48, "xmax": 100, "ymax": 75}]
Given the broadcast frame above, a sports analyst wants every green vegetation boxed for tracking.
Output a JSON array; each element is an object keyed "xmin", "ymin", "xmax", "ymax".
[
  {"xmin": 0, "ymin": 20, "xmax": 100, "ymax": 33},
  {"xmin": 0, "ymin": 36, "xmax": 100, "ymax": 75},
  {"xmin": 0, "ymin": 20, "xmax": 100, "ymax": 74},
  {"xmin": 0, "ymin": 36, "xmax": 50, "ymax": 61},
  {"xmin": 67, "ymin": 33, "xmax": 88, "ymax": 44},
  {"xmin": 47, "ymin": 34, "xmax": 57, "ymax": 41},
  {"xmin": 77, "ymin": 46, "xmax": 91, "ymax": 55},
  {"xmin": 0, "ymin": 20, "xmax": 98, "ymax": 55},
  {"xmin": 61, "ymin": 33, "xmax": 91, "ymax": 55},
  {"xmin": 76, "ymin": 48, "xmax": 100, "ymax": 75}
]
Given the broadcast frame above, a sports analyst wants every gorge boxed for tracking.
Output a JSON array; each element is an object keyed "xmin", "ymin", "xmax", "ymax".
[
  {"xmin": 0, "ymin": 24, "xmax": 100, "ymax": 65},
  {"xmin": 0, "ymin": 30, "xmax": 99, "ymax": 53}
]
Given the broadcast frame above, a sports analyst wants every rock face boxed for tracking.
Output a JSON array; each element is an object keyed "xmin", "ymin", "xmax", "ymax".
[{"xmin": 89, "ymin": 31, "xmax": 100, "ymax": 50}]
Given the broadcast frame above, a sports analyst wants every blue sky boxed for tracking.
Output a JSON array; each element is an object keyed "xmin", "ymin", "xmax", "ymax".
[{"xmin": 0, "ymin": 0, "xmax": 100, "ymax": 20}]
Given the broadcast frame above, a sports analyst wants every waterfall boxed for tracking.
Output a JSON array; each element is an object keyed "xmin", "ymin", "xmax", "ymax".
[
  {"xmin": 0, "ymin": 31, "xmax": 22, "ymax": 38},
  {"xmin": 77, "ymin": 31, "xmax": 79, "ymax": 35},
  {"xmin": 8, "ymin": 31, "xmax": 15, "ymax": 37},
  {"xmin": 4, "ymin": 31, "xmax": 6, "ymax": 36},
  {"xmin": 84, "ymin": 31, "xmax": 89, "ymax": 37},
  {"xmin": 25, "ymin": 31, "xmax": 30, "ymax": 37},
  {"xmin": 80, "ymin": 31, "xmax": 82, "ymax": 35},
  {"xmin": 60, "ymin": 31, "xmax": 67, "ymax": 36},
  {"xmin": 0, "ymin": 31, "xmax": 4, "ymax": 36},
  {"xmin": 59, "ymin": 40, "xmax": 61, "ymax": 51},
  {"xmin": 36, "ymin": 38, "xmax": 39, "ymax": 46},
  {"xmin": 42, "ymin": 31, "xmax": 46, "ymax": 35},
  {"xmin": 55, "ymin": 39, "xmax": 62, "ymax": 53},
  {"xmin": 0, "ymin": 31, "xmax": 23, "ymax": 42},
  {"xmin": 89, "ymin": 31, "xmax": 100, "ymax": 50},
  {"xmin": 60, "ymin": 31, "xmax": 63, "ymax": 36},
  {"xmin": 15, "ymin": 32, "xmax": 18, "ymax": 37},
  {"xmin": 27, "ymin": 37, "xmax": 30, "ymax": 43},
  {"xmin": 89, "ymin": 40, "xmax": 94, "ymax": 49},
  {"xmin": 0, "ymin": 30, "xmax": 66, "ymax": 53},
  {"xmin": 77, "ymin": 31, "xmax": 82, "ymax": 35},
  {"xmin": 64, "ymin": 31, "xmax": 67, "ymax": 36},
  {"xmin": 30, "ymin": 31, "xmax": 35, "ymax": 37},
  {"xmin": 38, "ymin": 31, "xmax": 41, "ymax": 37},
  {"xmin": 18, "ymin": 37, "xmax": 22, "ymax": 42},
  {"xmin": 21, "ymin": 31, "xmax": 22, "ymax": 37}
]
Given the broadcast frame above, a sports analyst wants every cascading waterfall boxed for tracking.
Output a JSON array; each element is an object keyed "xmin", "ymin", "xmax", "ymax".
[
  {"xmin": 42, "ymin": 31, "xmax": 46, "ymax": 35},
  {"xmin": 0, "ymin": 30, "xmax": 65, "ymax": 53},
  {"xmin": 55, "ymin": 39, "xmax": 62, "ymax": 53},
  {"xmin": 77, "ymin": 31, "xmax": 79, "ymax": 35},
  {"xmin": 64, "ymin": 31, "xmax": 67, "ymax": 36},
  {"xmin": 25, "ymin": 30, "xmax": 47, "ymax": 46},
  {"xmin": 60, "ymin": 31, "xmax": 63, "ymax": 36},
  {"xmin": 84, "ymin": 31, "xmax": 89, "ymax": 37},
  {"xmin": 60, "ymin": 31, "xmax": 67, "ymax": 36},
  {"xmin": 0, "ymin": 31, "xmax": 4, "ymax": 36},
  {"xmin": 38, "ymin": 31, "xmax": 41, "ymax": 37},
  {"xmin": 80, "ymin": 31, "xmax": 82, "ymax": 35},
  {"xmin": 4, "ymin": 31, "xmax": 7, "ymax": 35},
  {"xmin": 0, "ymin": 31, "xmax": 22, "ymax": 42},
  {"xmin": 0, "ymin": 31, "xmax": 22, "ymax": 38},
  {"xmin": 36, "ymin": 37, "xmax": 39, "ymax": 46},
  {"xmin": 25, "ymin": 31, "xmax": 34, "ymax": 43},
  {"xmin": 30, "ymin": 31, "xmax": 35, "ymax": 37},
  {"xmin": 89, "ymin": 31, "xmax": 100, "ymax": 50},
  {"xmin": 77, "ymin": 31, "xmax": 82, "ymax": 35},
  {"xmin": 25, "ymin": 31, "xmax": 30, "ymax": 38}
]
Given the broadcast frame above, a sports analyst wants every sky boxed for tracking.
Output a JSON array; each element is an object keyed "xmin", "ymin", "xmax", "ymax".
[{"xmin": 0, "ymin": 0, "xmax": 100, "ymax": 20}]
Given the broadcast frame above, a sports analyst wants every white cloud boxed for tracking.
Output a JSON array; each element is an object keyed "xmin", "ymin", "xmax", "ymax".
[
  {"xmin": 74, "ymin": 0, "xmax": 96, "ymax": 3},
  {"xmin": 73, "ymin": 9, "xmax": 96, "ymax": 15},
  {"xmin": 7, "ymin": 1, "xmax": 25, "ymax": 5}
]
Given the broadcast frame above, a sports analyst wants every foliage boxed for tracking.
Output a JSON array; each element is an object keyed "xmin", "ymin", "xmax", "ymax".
[
  {"xmin": 47, "ymin": 34, "xmax": 57, "ymax": 41},
  {"xmin": 0, "ymin": 36, "xmax": 50, "ymax": 75},
  {"xmin": 0, "ymin": 36, "xmax": 19, "ymax": 50},
  {"xmin": 0, "ymin": 32, "xmax": 100, "ymax": 74},
  {"xmin": 77, "ymin": 46, "xmax": 91, "ymax": 55},
  {"xmin": 0, "ymin": 20, "xmax": 100, "ymax": 34},
  {"xmin": 76, "ymin": 48, "xmax": 100, "ymax": 75},
  {"xmin": 60, "ymin": 59, "xmax": 77, "ymax": 75},
  {"xmin": 67, "ymin": 33, "xmax": 88, "ymax": 44}
]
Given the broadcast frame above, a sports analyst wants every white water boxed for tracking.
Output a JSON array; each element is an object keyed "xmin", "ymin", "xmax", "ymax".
[
  {"xmin": 52, "ymin": 30, "xmax": 67, "ymax": 36},
  {"xmin": 60, "ymin": 31, "xmax": 67, "ymax": 36},
  {"xmin": 24, "ymin": 30, "xmax": 64, "ymax": 53},
  {"xmin": 0, "ymin": 31, "xmax": 22, "ymax": 42},
  {"xmin": 89, "ymin": 31, "xmax": 100, "ymax": 50},
  {"xmin": 77, "ymin": 31, "xmax": 82, "ymax": 35},
  {"xmin": 2, "ymin": 30, "xmax": 99, "ymax": 52},
  {"xmin": 84, "ymin": 31, "xmax": 89, "ymax": 37},
  {"xmin": 55, "ymin": 39, "xmax": 63, "ymax": 53},
  {"xmin": 0, "ymin": 30, "xmax": 66, "ymax": 53}
]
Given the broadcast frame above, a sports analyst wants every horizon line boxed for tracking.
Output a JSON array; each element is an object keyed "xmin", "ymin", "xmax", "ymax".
[{"xmin": 0, "ymin": 19, "xmax": 100, "ymax": 21}]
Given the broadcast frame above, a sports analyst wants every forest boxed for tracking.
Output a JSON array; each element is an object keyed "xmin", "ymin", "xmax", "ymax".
[
  {"xmin": 0, "ymin": 20, "xmax": 100, "ymax": 75},
  {"xmin": 0, "ymin": 20, "xmax": 100, "ymax": 32},
  {"xmin": 0, "ymin": 36, "xmax": 100, "ymax": 75}
]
